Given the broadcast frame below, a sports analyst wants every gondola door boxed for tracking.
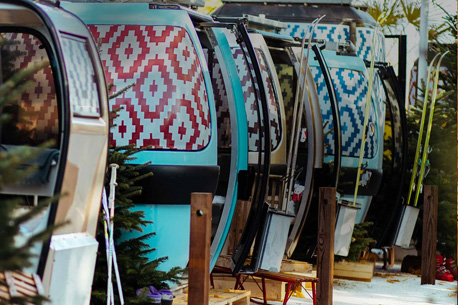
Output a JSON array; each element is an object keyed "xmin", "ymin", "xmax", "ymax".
[
  {"xmin": 191, "ymin": 15, "xmax": 250, "ymax": 270},
  {"xmin": 0, "ymin": 1, "xmax": 109, "ymax": 304}
]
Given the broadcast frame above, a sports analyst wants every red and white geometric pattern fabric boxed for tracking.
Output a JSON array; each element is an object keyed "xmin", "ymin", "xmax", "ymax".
[
  {"xmin": 255, "ymin": 48, "xmax": 281, "ymax": 150},
  {"xmin": 208, "ymin": 54, "xmax": 231, "ymax": 148},
  {"xmin": 89, "ymin": 25, "xmax": 211, "ymax": 150},
  {"xmin": 2, "ymin": 33, "xmax": 58, "ymax": 143},
  {"xmin": 231, "ymin": 47, "xmax": 260, "ymax": 151}
]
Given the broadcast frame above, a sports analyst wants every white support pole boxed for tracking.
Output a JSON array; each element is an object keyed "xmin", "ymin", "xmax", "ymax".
[{"xmin": 416, "ymin": 0, "xmax": 430, "ymax": 105}]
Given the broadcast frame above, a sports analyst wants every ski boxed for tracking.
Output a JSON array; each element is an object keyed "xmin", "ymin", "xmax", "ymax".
[
  {"xmin": 406, "ymin": 53, "xmax": 441, "ymax": 206},
  {"xmin": 413, "ymin": 51, "xmax": 449, "ymax": 207},
  {"xmin": 352, "ymin": 16, "xmax": 385, "ymax": 206}
]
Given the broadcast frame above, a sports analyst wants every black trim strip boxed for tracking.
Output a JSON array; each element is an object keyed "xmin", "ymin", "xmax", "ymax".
[
  {"xmin": 312, "ymin": 44, "xmax": 341, "ymax": 188},
  {"xmin": 132, "ymin": 165, "xmax": 220, "ymax": 205}
]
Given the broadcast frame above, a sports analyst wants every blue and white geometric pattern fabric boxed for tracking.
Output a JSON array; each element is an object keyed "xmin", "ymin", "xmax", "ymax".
[
  {"xmin": 356, "ymin": 28, "xmax": 386, "ymax": 62},
  {"xmin": 310, "ymin": 66, "xmax": 377, "ymax": 159},
  {"xmin": 61, "ymin": 34, "xmax": 100, "ymax": 117},
  {"xmin": 370, "ymin": 72, "xmax": 386, "ymax": 113},
  {"xmin": 281, "ymin": 23, "xmax": 350, "ymax": 44},
  {"xmin": 281, "ymin": 24, "xmax": 386, "ymax": 63}
]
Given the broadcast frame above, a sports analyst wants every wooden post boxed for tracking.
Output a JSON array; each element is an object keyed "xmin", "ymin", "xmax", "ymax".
[
  {"xmin": 421, "ymin": 185, "xmax": 438, "ymax": 285},
  {"xmin": 316, "ymin": 187, "xmax": 336, "ymax": 305},
  {"xmin": 188, "ymin": 193, "xmax": 212, "ymax": 304}
]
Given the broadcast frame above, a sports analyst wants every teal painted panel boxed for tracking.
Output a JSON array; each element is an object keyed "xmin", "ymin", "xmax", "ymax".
[{"xmin": 119, "ymin": 204, "xmax": 191, "ymax": 272}]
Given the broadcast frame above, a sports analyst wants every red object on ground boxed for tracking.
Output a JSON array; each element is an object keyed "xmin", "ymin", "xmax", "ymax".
[
  {"xmin": 211, "ymin": 266, "xmax": 317, "ymax": 305},
  {"xmin": 436, "ymin": 255, "xmax": 454, "ymax": 282},
  {"xmin": 445, "ymin": 257, "xmax": 457, "ymax": 280}
]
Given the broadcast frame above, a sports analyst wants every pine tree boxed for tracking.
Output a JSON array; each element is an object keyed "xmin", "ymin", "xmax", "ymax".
[
  {"xmin": 90, "ymin": 108, "xmax": 184, "ymax": 305},
  {"xmin": 421, "ymin": 11, "xmax": 457, "ymax": 258},
  {"xmin": 0, "ymin": 38, "xmax": 52, "ymax": 305}
]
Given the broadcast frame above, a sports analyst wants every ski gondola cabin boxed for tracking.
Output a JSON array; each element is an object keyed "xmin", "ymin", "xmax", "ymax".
[
  {"xmin": 0, "ymin": 1, "xmax": 109, "ymax": 304},
  {"xmin": 62, "ymin": 1, "xmax": 220, "ymax": 271}
]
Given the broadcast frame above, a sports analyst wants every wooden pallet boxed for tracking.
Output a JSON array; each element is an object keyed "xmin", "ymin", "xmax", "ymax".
[
  {"xmin": 0, "ymin": 271, "xmax": 45, "ymax": 302},
  {"xmin": 334, "ymin": 261, "xmax": 375, "ymax": 282},
  {"xmin": 212, "ymin": 272, "xmax": 316, "ymax": 301},
  {"xmin": 174, "ymin": 289, "xmax": 250, "ymax": 305}
]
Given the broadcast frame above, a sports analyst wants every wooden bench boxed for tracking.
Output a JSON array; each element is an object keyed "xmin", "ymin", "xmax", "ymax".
[{"xmin": 212, "ymin": 266, "xmax": 317, "ymax": 305}]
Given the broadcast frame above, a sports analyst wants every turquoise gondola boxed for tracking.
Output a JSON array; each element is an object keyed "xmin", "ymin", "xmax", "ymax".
[{"xmin": 63, "ymin": 2, "xmax": 220, "ymax": 271}]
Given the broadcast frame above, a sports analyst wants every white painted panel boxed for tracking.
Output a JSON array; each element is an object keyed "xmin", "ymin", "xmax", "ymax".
[
  {"xmin": 334, "ymin": 205, "xmax": 359, "ymax": 257},
  {"xmin": 48, "ymin": 233, "xmax": 98, "ymax": 305},
  {"xmin": 260, "ymin": 212, "xmax": 292, "ymax": 272},
  {"xmin": 395, "ymin": 205, "xmax": 420, "ymax": 248}
]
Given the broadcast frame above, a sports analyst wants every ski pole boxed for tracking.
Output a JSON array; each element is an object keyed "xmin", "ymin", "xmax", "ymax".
[
  {"xmin": 102, "ymin": 188, "xmax": 125, "ymax": 305},
  {"xmin": 107, "ymin": 164, "xmax": 119, "ymax": 305},
  {"xmin": 282, "ymin": 15, "xmax": 325, "ymax": 211},
  {"xmin": 103, "ymin": 191, "xmax": 125, "ymax": 305},
  {"xmin": 406, "ymin": 53, "xmax": 440, "ymax": 205},
  {"xmin": 413, "ymin": 51, "xmax": 449, "ymax": 207}
]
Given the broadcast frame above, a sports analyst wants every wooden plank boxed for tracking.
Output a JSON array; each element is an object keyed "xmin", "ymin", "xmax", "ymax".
[
  {"xmin": 174, "ymin": 289, "xmax": 250, "ymax": 305},
  {"xmin": 334, "ymin": 261, "xmax": 375, "ymax": 282},
  {"xmin": 280, "ymin": 259, "xmax": 313, "ymax": 273},
  {"xmin": 333, "ymin": 261, "xmax": 374, "ymax": 273},
  {"xmin": 212, "ymin": 276, "xmax": 285, "ymax": 301},
  {"xmin": 283, "ymin": 271, "xmax": 317, "ymax": 289},
  {"xmin": 32, "ymin": 274, "xmax": 45, "ymax": 297},
  {"xmin": 12, "ymin": 273, "xmax": 35, "ymax": 286},
  {"xmin": 188, "ymin": 193, "xmax": 212, "ymax": 305},
  {"xmin": 5, "ymin": 272, "xmax": 18, "ymax": 298},
  {"xmin": 421, "ymin": 185, "xmax": 438, "ymax": 285},
  {"xmin": 316, "ymin": 187, "xmax": 336, "ymax": 305}
]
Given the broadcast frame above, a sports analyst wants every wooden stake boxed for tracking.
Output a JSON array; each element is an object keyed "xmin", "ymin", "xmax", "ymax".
[
  {"xmin": 317, "ymin": 187, "xmax": 336, "ymax": 305},
  {"xmin": 189, "ymin": 193, "xmax": 212, "ymax": 305},
  {"xmin": 421, "ymin": 185, "xmax": 438, "ymax": 285}
]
